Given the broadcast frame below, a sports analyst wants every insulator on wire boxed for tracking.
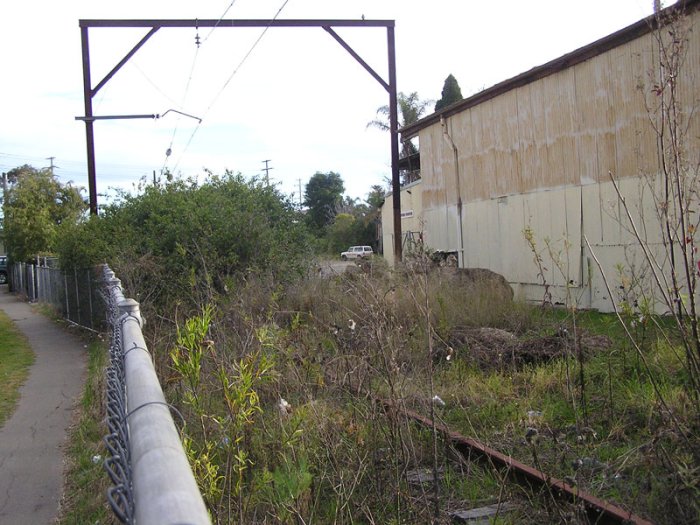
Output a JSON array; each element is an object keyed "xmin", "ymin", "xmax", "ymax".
[{"xmin": 195, "ymin": 33, "xmax": 201, "ymax": 48}]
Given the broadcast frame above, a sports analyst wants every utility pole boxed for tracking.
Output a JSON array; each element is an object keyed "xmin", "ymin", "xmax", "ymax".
[
  {"xmin": 298, "ymin": 178, "xmax": 303, "ymax": 209},
  {"xmin": 46, "ymin": 157, "xmax": 56, "ymax": 176},
  {"xmin": 2, "ymin": 172, "xmax": 7, "ymax": 208},
  {"xmin": 262, "ymin": 159, "xmax": 273, "ymax": 185}
]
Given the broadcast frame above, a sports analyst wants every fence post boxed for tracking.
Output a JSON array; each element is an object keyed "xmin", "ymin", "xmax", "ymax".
[
  {"xmin": 87, "ymin": 269, "xmax": 94, "ymax": 330},
  {"xmin": 74, "ymin": 268, "xmax": 81, "ymax": 326},
  {"xmin": 27, "ymin": 264, "xmax": 35, "ymax": 301},
  {"xmin": 64, "ymin": 272, "xmax": 70, "ymax": 320},
  {"xmin": 36, "ymin": 265, "xmax": 42, "ymax": 302}
]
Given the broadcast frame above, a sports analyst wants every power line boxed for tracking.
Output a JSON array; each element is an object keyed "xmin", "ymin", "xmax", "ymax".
[
  {"xmin": 172, "ymin": 0, "xmax": 292, "ymax": 173},
  {"xmin": 211, "ymin": 0, "xmax": 292, "ymax": 108},
  {"xmin": 163, "ymin": 0, "xmax": 241, "ymax": 174},
  {"xmin": 0, "ymin": 153, "xmax": 160, "ymax": 185},
  {"xmin": 130, "ymin": 62, "xmax": 181, "ymax": 107},
  {"xmin": 202, "ymin": 0, "xmax": 240, "ymax": 44},
  {"xmin": 162, "ymin": 43, "xmax": 200, "ymax": 173}
]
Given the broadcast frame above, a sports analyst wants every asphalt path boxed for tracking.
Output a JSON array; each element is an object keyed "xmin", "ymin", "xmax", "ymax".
[{"xmin": 0, "ymin": 289, "xmax": 86, "ymax": 524}]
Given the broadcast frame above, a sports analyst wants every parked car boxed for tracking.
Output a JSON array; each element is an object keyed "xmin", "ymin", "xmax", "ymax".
[
  {"xmin": 340, "ymin": 246, "xmax": 374, "ymax": 260},
  {"xmin": 0, "ymin": 256, "xmax": 7, "ymax": 285}
]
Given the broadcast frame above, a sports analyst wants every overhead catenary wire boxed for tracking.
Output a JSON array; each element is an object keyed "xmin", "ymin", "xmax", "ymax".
[
  {"xmin": 131, "ymin": 62, "xmax": 182, "ymax": 108},
  {"xmin": 161, "ymin": 26, "xmax": 202, "ymax": 172},
  {"xmin": 171, "ymin": 0, "xmax": 291, "ymax": 174},
  {"xmin": 162, "ymin": 0, "xmax": 241, "ymax": 174},
  {"xmin": 201, "ymin": 0, "xmax": 239, "ymax": 44},
  {"xmin": 161, "ymin": 43, "xmax": 200, "ymax": 172}
]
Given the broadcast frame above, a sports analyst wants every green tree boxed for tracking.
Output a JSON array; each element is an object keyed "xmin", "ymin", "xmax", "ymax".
[
  {"xmin": 4, "ymin": 165, "xmax": 86, "ymax": 262},
  {"xmin": 434, "ymin": 74, "xmax": 463, "ymax": 111},
  {"xmin": 303, "ymin": 172, "xmax": 345, "ymax": 233},
  {"xmin": 368, "ymin": 92, "xmax": 430, "ymax": 184},
  {"xmin": 325, "ymin": 213, "xmax": 358, "ymax": 254},
  {"xmin": 325, "ymin": 186, "xmax": 385, "ymax": 254},
  {"xmin": 368, "ymin": 92, "xmax": 431, "ymax": 158},
  {"xmin": 58, "ymin": 171, "xmax": 311, "ymax": 308},
  {"xmin": 365, "ymin": 185, "xmax": 385, "ymax": 211}
]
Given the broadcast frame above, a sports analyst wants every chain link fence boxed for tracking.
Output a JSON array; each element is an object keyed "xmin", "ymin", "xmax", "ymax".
[
  {"xmin": 8, "ymin": 258, "xmax": 106, "ymax": 331},
  {"xmin": 102, "ymin": 266, "xmax": 210, "ymax": 524},
  {"xmin": 8, "ymin": 261, "xmax": 210, "ymax": 524}
]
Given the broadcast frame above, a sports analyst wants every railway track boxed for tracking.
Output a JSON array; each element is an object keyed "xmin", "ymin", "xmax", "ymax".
[{"xmin": 379, "ymin": 398, "xmax": 654, "ymax": 525}]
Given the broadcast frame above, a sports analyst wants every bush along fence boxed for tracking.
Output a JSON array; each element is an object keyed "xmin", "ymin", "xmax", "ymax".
[
  {"xmin": 8, "ymin": 258, "xmax": 105, "ymax": 331},
  {"xmin": 101, "ymin": 266, "xmax": 211, "ymax": 524}
]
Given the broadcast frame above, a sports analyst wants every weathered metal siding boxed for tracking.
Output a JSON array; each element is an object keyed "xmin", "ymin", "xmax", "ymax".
[
  {"xmin": 417, "ymin": 8, "xmax": 700, "ymax": 311},
  {"xmin": 542, "ymin": 69, "xmax": 579, "ymax": 189},
  {"xmin": 381, "ymin": 181, "xmax": 423, "ymax": 266}
]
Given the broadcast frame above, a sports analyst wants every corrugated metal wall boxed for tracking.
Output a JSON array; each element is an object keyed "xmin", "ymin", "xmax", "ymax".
[{"xmin": 418, "ymin": 9, "xmax": 700, "ymax": 311}]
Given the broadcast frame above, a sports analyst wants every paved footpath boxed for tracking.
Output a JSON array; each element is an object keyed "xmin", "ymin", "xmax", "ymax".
[{"xmin": 0, "ymin": 290, "xmax": 87, "ymax": 524}]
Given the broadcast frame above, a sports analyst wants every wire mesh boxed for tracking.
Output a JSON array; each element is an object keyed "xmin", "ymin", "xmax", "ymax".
[
  {"xmin": 7, "ymin": 262, "xmax": 208, "ymax": 524},
  {"xmin": 102, "ymin": 269, "xmax": 134, "ymax": 523},
  {"xmin": 8, "ymin": 261, "xmax": 106, "ymax": 331}
]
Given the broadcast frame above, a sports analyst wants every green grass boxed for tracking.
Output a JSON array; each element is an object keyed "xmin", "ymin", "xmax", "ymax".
[
  {"xmin": 424, "ymin": 307, "xmax": 699, "ymax": 523},
  {"xmin": 57, "ymin": 340, "xmax": 114, "ymax": 525},
  {"xmin": 0, "ymin": 309, "xmax": 35, "ymax": 428},
  {"xmin": 125, "ymin": 267, "xmax": 699, "ymax": 523}
]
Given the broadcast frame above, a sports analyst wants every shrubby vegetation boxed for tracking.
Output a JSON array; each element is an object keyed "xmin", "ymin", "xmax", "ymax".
[
  {"xmin": 2, "ymin": 165, "xmax": 86, "ymax": 262},
  {"xmin": 130, "ymin": 252, "xmax": 698, "ymax": 524},
  {"xmin": 57, "ymin": 171, "xmax": 312, "ymax": 310},
  {"xmin": 303, "ymin": 171, "xmax": 383, "ymax": 254}
]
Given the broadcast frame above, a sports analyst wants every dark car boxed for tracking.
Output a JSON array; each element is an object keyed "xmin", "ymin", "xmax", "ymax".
[{"xmin": 0, "ymin": 256, "xmax": 7, "ymax": 285}]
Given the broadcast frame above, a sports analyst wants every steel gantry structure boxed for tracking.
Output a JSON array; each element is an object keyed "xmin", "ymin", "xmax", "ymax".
[{"xmin": 78, "ymin": 18, "xmax": 403, "ymax": 262}]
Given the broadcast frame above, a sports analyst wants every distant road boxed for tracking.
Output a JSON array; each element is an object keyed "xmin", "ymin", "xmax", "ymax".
[{"xmin": 317, "ymin": 259, "xmax": 355, "ymax": 277}]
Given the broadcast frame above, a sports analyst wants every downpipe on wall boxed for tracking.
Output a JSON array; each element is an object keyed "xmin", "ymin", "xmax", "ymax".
[{"xmin": 441, "ymin": 116, "xmax": 465, "ymax": 267}]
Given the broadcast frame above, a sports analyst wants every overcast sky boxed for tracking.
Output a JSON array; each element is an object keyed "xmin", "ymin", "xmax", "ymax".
[{"xmin": 0, "ymin": 0, "xmax": 655, "ymax": 208}]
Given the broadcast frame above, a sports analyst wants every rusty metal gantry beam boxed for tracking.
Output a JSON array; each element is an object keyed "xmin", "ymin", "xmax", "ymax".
[{"xmin": 78, "ymin": 18, "xmax": 403, "ymax": 262}]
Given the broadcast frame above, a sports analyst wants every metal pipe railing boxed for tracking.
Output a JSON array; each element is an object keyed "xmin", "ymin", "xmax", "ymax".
[{"xmin": 103, "ymin": 265, "xmax": 210, "ymax": 524}]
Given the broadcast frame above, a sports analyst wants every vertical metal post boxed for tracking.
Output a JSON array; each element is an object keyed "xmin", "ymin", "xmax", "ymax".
[
  {"xmin": 81, "ymin": 26, "xmax": 98, "ymax": 216},
  {"xmin": 64, "ymin": 272, "xmax": 70, "ymax": 320},
  {"xmin": 387, "ymin": 26, "xmax": 402, "ymax": 263},
  {"xmin": 54, "ymin": 268, "xmax": 59, "ymax": 312},
  {"xmin": 87, "ymin": 269, "xmax": 94, "ymax": 329},
  {"xmin": 27, "ymin": 264, "xmax": 35, "ymax": 301},
  {"xmin": 74, "ymin": 268, "xmax": 81, "ymax": 325},
  {"xmin": 36, "ymin": 264, "xmax": 42, "ymax": 302}
]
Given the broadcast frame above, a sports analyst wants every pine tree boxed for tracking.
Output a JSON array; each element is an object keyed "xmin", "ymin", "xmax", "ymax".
[{"xmin": 435, "ymin": 74, "xmax": 463, "ymax": 111}]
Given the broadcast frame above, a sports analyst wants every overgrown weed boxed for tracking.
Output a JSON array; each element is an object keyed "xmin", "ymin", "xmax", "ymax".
[
  {"xmin": 133, "ymin": 261, "xmax": 700, "ymax": 523},
  {"xmin": 58, "ymin": 340, "xmax": 113, "ymax": 524}
]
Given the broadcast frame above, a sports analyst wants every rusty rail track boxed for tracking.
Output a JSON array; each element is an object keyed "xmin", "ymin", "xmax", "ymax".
[{"xmin": 379, "ymin": 399, "xmax": 654, "ymax": 525}]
